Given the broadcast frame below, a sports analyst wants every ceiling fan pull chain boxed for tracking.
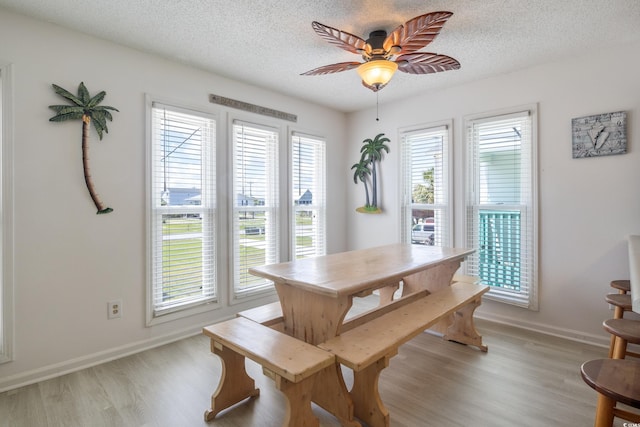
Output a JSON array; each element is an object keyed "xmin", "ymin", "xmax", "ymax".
[{"xmin": 376, "ymin": 91, "xmax": 379, "ymax": 121}]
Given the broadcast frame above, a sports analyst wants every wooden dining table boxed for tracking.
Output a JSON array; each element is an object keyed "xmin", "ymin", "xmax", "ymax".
[{"xmin": 249, "ymin": 243, "xmax": 478, "ymax": 427}]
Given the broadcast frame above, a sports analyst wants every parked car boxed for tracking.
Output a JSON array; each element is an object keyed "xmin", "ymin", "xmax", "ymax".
[{"xmin": 411, "ymin": 222, "xmax": 435, "ymax": 245}]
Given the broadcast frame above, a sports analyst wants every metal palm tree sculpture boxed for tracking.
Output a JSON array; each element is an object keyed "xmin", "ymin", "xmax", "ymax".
[
  {"xmin": 351, "ymin": 158, "xmax": 372, "ymax": 209},
  {"xmin": 360, "ymin": 133, "xmax": 390, "ymax": 209},
  {"xmin": 49, "ymin": 82, "xmax": 118, "ymax": 214},
  {"xmin": 351, "ymin": 133, "xmax": 390, "ymax": 213}
]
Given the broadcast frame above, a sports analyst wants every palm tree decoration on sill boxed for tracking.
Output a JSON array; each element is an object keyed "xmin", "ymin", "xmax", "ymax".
[
  {"xmin": 352, "ymin": 133, "xmax": 390, "ymax": 214},
  {"xmin": 49, "ymin": 82, "xmax": 118, "ymax": 214}
]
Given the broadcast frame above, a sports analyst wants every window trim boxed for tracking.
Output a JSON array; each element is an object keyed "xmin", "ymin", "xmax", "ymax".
[
  {"xmin": 399, "ymin": 120, "xmax": 453, "ymax": 247},
  {"xmin": 145, "ymin": 95, "xmax": 219, "ymax": 326},
  {"xmin": 463, "ymin": 104, "xmax": 539, "ymax": 310},
  {"xmin": 0, "ymin": 63, "xmax": 14, "ymax": 363}
]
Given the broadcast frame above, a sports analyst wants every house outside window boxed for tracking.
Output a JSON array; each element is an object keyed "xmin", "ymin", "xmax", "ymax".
[
  {"xmin": 291, "ymin": 133, "xmax": 326, "ymax": 259},
  {"xmin": 147, "ymin": 101, "xmax": 217, "ymax": 324},
  {"xmin": 465, "ymin": 106, "xmax": 538, "ymax": 309},
  {"xmin": 400, "ymin": 123, "xmax": 452, "ymax": 248}
]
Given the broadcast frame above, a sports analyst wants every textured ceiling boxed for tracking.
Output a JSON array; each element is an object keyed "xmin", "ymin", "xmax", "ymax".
[{"xmin": 1, "ymin": 0, "xmax": 640, "ymax": 112}]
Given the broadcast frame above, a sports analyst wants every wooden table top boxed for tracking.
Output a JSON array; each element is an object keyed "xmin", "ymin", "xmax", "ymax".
[{"xmin": 249, "ymin": 243, "xmax": 474, "ymax": 298}]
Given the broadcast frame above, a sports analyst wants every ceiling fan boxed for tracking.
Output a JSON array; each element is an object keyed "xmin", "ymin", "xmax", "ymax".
[{"xmin": 301, "ymin": 11, "xmax": 460, "ymax": 92}]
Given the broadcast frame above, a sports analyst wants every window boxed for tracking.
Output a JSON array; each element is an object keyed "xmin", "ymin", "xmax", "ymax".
[
  {"xmin": 232, "ymin": 120, "xmax": 279, "ymax": 298},
  {"xmin": 400, "ymin": 123, "xmax": 452, "ymax": 247},
  {"xmin": 148, "ymin": 102, "xmax": 216, "ymax": 322},
  {"xmin": 0, "ymin": 64, "xmax": 13, "ymax": 363},
  {"xmin": 465, "ymin": 107, "xmax": 538, "ymax": 309},
  {"xmin": 291, "ymin": 133, "xmax": 326, "ymax": 259}
]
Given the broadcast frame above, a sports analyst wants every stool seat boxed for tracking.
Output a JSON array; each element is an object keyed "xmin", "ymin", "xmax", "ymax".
[
  {"xmin": 582, "ymin": 359, "xmax": 640, "ymax": 426},
  {"xmin": 611, "ymin": 279, "xmax": 631, "ymax": 294},
  {"xmin": 605, "ymin": 293, "xmax": 632, "ymax": 310},
  {"xmin": 603, "ymin": 319, "xmax": 640, "ymax": 345}
]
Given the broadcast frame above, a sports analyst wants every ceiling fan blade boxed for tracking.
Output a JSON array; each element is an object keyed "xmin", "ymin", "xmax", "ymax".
[
  {"xmin": 311, "ymin": 21, "xmax": 367, "ymax": 55},
  {"xmin": 384, "ymin": 11, "xmax": 453, "ymax": 55},
  {"xmin": 396, "ymin": 52, "xmax": 460, "ymax": 74},
  {"xmin": 301, "ymin": 62, "xmax": 362, "ymax": 76}
]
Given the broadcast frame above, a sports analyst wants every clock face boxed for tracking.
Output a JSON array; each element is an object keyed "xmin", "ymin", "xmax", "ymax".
[{"xmin": 572, "ymin": 111, "xmax": 627, "ymax": 158}]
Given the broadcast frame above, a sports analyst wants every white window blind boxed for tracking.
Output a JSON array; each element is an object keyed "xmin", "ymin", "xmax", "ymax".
[
  {"xmin": 400, "ymin": 125, "xmax": 451, "ymax": 247},
  {"xmin": 232, "ymin": 120, "xmax": 279, "ymax": 297},
  {"xmin": 292, "ymin": 133, "xmax": 326, "ymax": 259},
  {"xmin": 465, "ymin": 109, "xmax": 538, "ymax": 309},
  {"xmin": 149, "ymin": 103, "xmax": 216, "ymax": 319}
]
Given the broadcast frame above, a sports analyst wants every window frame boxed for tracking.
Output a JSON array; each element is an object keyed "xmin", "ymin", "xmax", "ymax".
[
  {"xmin": 463, "ymin": 104, "xmax": 539, "ymax": 310},
  {"xmin": 290, "ymin": 131, "xmax": 326, "ymax": 260},
  {"xmin": 0, "ymin": 63, "xmax": 14, "ymax": 363},
  {"xmin": 399, "ymin": 121, "xmax": 453, "ymax": 248},
  {"xmin": 146, "ymin": 96, "xmax": 218, "ymax": 326}
]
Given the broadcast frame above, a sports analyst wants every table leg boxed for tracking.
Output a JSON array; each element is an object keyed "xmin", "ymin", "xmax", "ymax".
[
  {"xmin": 312, "ymin": 363, "xmax": 361, "ymax": 427},
  {"xmin": 350, "ymin": 355, "xmax": 392, "ymax": 427},
  {"xmin": 378, "ymin": 283, "xmax": 399, "ymax": 305},
  {"xmin": 204, "ymin": 342, "xmax": 260, "ymax": 421},
  {"xmin": 275, "ymin": 284, "xmax": 352, "ymax": 344}
]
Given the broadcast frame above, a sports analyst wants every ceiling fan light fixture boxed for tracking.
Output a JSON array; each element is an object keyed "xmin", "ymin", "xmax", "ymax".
[{"xmin": 357, "ymin": 60, "xmax": 398, "ymax": 89}]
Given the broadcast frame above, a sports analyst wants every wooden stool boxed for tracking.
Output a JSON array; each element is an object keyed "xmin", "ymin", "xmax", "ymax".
[
  {"xmin": 605, "ymin": 293, "xmax": 631, "ymax": 320},
  {"xmin": 603, "ymin": 318, "xmax": 640, "ymax": 359},
  {"xmin": 605, "ymin": 294, "xmax": 632, "ymax": 357},
  {"xmin": 610, "ymin": 279, "xmax": 631, "ymax": 294},
  {"xmin": 581, "ymin": 358, "xmax": 640, "ymax": 427}
]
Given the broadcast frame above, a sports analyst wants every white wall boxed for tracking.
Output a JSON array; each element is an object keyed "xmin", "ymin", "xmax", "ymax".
[
  {"xmin": 0, "ymin": 9, "xmax": 347, "ymax": 391},
  {"xmin": 346, "ymin": 39, "xmax": 640, "ymax": 344}
]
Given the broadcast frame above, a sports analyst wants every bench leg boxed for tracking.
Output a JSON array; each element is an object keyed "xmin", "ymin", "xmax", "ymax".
[
  {"xmin": 312, "ymin": 364, "xmax": 361, "ymax": 427},
  {"xmin": 204, "ymin": 342, "xmax": 260, "ymax": 421},
  {"xmin": 350, "ymin": 356, "xmax": 392, "ymax": 427},
  {"xmin": 276, "ymin": 375, "xmax": 319, "ymax": 427},
  {"xmin": 442, "ymin": 297, "xmax": 488, "ymax": 352}
]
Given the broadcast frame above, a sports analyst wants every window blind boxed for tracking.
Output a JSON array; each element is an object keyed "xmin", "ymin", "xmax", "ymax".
[
  {"xmin": 292, "ymin": 133, "xmax": 326, "ymax": 259},
  {"xmin": 400, "ymin": 125, "xmax": 451, "ymax": 247},
  {"xmin": 149, "ymin": 103, "xmax": 216, "ymax": 317},
  {"xmin": 466, "ymin": 109, "xmax": 537, "ymax": 308},
  {"xmin": 232, "ymin": 120, "xmax": 279, "ymax": 297}
]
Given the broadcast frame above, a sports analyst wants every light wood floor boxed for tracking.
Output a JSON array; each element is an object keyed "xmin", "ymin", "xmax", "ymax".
[{"xmin": 0, "ymin": 317, "xmax": 624, "ymax": 426}]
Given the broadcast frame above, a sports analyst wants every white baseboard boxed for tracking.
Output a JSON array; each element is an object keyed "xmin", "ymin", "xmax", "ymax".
[
  {"xmin": 0, "ymin": 316, "xmax": 233, "ymax": 393},
  {"xmin": 1, "ymin": 311, "xmax": 610, "ymax": 393},
  {"xmin": 475, "ymin": 311, "xmax": 610, "ymax": 349}
]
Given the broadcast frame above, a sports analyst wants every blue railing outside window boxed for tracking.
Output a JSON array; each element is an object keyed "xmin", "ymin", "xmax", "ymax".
[{"xmin": 478, "ymin": 211, "xmax": 521, "ymax": 291}]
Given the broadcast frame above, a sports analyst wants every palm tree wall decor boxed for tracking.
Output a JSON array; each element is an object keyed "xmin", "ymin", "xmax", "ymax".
[
  {"xmin": 49, "ymin": 82, "xmax": 118, "ymax": 214},
  {"xmin": 353, "ymin": 133, "xmax": 390, "ymax": 213},
  {"xmin": 351, "ymin": 157, "xmax": 372, "ymax": 208}
]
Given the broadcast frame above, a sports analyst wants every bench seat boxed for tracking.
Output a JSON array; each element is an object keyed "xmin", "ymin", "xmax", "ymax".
[
  {"xmin": 319, "ymin": 281, "xmax": 488, "ymax": 370},
  {"xmin": 237, "ymin": 301, "xmax": 283, "ymax": 328},
  {"xmin": 202, "ymin": 317, "xmax": 335, "ymax": 426},
  {"xmin": 318, "ymin": 281, "xmax": 489, "ymax": 427}
]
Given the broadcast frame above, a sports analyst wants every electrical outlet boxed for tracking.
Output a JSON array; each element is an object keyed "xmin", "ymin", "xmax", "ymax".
[{"xmin": 107, "ymin": 300, "xmax": 122, "ymax": 319}]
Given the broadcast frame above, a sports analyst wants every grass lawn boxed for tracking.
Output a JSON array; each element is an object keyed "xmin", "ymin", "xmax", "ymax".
[{"xmin": 160, "ymin": 213, "xmax": 317, "ymax": 301}]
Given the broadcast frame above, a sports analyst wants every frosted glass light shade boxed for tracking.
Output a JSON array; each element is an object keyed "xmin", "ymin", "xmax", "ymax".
[{"xmin": 357, "ymin": 60, "xmax": 398, "ymax": 87}]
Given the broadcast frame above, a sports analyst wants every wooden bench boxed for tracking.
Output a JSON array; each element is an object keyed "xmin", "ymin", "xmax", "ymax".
[
  {"xmin": 202, "ymin": 317, "xmax": 335, "ymax": 427},
  {"xmin": 237, "ymin": 301, "xmax": 283, "ymax": 329},
  {"xmin": 317, "ymin": 281, "xmax": 489, "ymax": 427}
]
